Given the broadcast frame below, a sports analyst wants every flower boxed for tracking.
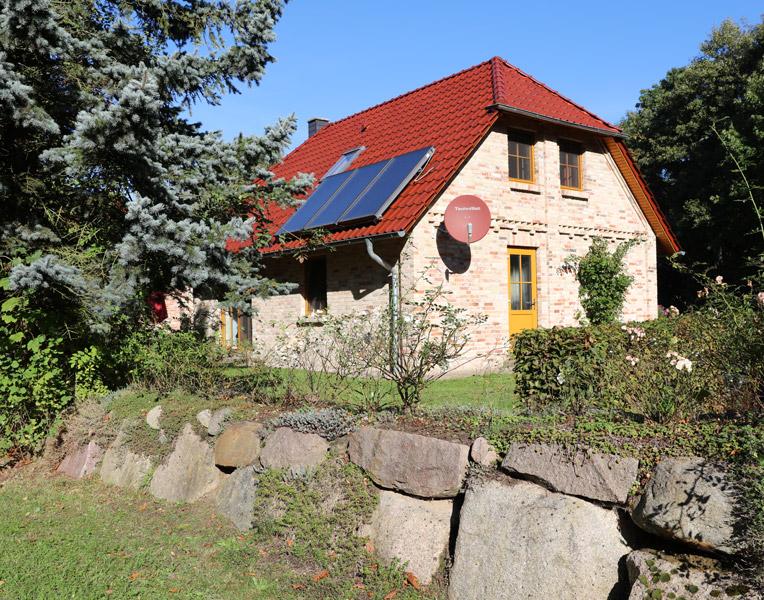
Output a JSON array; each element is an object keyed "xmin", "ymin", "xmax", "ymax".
[
  {"xmin": 668, "ymin": 305, "xmax": 680, "ymax": 317},
  {"xmin": 623, "ymin": 325, "xmax": 645, "ymax": 341},
  {"xmin": 625, "ymin": 354, "xmax": 640, "ymax": 366},
  {"xmin": 697, "ymin": 287, "xmax": 709, "ymax": 298},
  {"xmin": 757, "ymin": 291, "xmax": 764, "ymax": 309},
  {"xmin": 556, "ymin": 372, "xmax": 565, "ymax": 385},
  {"xmin": 715, "ymin": 275, "xmax": 724, "ymax": 284},
  {"xmin": 666, "ymin": 350, "xmax": 692, "ymax": 372}
]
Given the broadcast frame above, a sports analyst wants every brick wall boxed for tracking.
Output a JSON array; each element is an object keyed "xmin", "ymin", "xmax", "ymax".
[{"xmin": 246, "ymin": 116, "xmax": 658, "ymax": 371}]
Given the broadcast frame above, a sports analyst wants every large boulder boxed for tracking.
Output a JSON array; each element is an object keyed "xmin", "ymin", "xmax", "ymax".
[
  {"xmin": 348, "ymin": 427, "xmax": 469, "ymax": 498},
  {"xmin": 214, "ymin": 421, "xmax": 263, "ymax": 468},
  {"xmin": 259, "ymin": 427, "xmax": 329, "ymax": 473},
  {"xmin": 56, "ymin": 441, "xmax": 103, "ymax": 479},
  {"xmin": 360, "ymin": 490, "xmax": 452, "ymax": 585},
  {"xmin": 501, "ymin": 442, "xmax": 638, "ymax": 504},
  {"xmin": 632, "ymin": 457, "xmax": 736, "ymax": 554},
  {"xmin": 448, "ymin": 478, "xmax": 631, "ymax": 600},
  {"xmin": 626, "ymin": 549, "xmax": 756, "ymax": 599},
  {"xmin": 216, "ymin": 466, "xmax": 258, "ymax": 531},
  {"xmin": 149, "ymin": 424, "xmax": 224, "ymax": 503},
  {"xmin": 100, "ymin": 434, "xmax": 153, "ymax": 489}
]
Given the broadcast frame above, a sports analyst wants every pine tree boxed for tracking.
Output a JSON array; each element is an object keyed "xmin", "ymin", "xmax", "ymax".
[{"xmin": 0, "ymin": 0, "xmax": 309, "ymax": 334}]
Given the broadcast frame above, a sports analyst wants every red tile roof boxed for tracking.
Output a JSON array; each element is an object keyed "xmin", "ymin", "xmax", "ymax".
[{"xmin": 245, "ymin": 56, "xmax": 677, "ymax": 254}]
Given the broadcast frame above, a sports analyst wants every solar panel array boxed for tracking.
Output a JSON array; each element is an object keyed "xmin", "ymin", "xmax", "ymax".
[{"xmin": 278, "ymin": 146, "xmax": 434, "ymax": 235}]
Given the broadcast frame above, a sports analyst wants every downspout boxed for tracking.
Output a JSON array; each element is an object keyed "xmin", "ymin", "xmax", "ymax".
[{"xmin": 365, "ymin": 238, "xmax": 400, "ymax": 373}]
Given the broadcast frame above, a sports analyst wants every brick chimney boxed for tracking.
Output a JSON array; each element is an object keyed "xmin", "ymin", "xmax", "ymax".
[{"xmin": 308, "ymin": 117, "xmax": 329, "ymax": 137}]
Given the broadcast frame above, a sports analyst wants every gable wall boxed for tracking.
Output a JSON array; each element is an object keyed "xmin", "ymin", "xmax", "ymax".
[{"xmin": 401, "ymin": 117, "xmax": 658, "ymax": 363}]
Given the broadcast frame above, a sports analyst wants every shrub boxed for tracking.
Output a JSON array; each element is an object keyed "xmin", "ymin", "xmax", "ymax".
[
  {"xmin": 0, "ymin": 295, "xmax": 72, "ymax": 453},
  {"xmin": 270, "ymin": 408, "xmax": 357, "ymax": 440},
  {"xmin": 514, "ymin": 280, "xmax": 763, "ymax": 421},
  {"xmin": 567, "ymin": 238, "xmax": 636, "ymax": 324},
  {"xmin": 115, "ymin": 328, "xmax": 227, "ymax": 396}
]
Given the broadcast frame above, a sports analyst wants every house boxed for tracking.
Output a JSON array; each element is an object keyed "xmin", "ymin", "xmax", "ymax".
[{"xmin": 223, "ymin": 57, "xmax": 678, "ymax": 367}]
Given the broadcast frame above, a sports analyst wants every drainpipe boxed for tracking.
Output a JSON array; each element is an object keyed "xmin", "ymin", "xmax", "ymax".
[{"xmin": 365, "ymin": 238, "xmax": 400, "ymax": 373}]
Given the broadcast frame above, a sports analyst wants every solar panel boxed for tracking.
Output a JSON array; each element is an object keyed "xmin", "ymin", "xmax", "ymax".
[
  {"xmin": 277, "ymin": 170, "xmax": 352, "ymax": 234},
  {"xmin": 277, "ymin": 146, "xmax": 434, "ymax": 235},
  {"xmin": 337, "ymin": 147, "xmax": 434, "ymax": 225},
  {"xmin": 306, "ymin": 160, "xmax": 390, "ymax": 229}
]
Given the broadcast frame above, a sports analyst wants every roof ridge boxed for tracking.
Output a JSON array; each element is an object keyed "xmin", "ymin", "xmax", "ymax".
[
  {"xmin": 315, "ymin": 58, "xmax": 494, "ymax": 133},
  {"xmin": 493, "ymin": 56, "xmax": 621, "ymax": 132}
]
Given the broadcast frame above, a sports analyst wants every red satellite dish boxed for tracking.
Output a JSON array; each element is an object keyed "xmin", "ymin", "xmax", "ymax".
[{"xmin": 444, "ymin": 195, "xmax": 491, "ymax": 244}]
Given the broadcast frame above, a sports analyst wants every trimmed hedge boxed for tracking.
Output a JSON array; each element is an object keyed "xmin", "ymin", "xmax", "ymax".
[{"xmin": 513, "ymin": 299, "xmax": 763, "ymax": 422}]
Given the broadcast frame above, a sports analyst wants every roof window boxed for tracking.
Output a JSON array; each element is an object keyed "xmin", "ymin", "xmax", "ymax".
[{"xmin": 324, "ymin": 146, "xmax": 364, "ymax": 178}]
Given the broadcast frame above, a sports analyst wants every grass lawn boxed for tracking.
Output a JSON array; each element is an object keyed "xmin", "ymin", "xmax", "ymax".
[
  {"xmin": 222, "ymin": 367, "xmax": 517, "ymax": 413},
  {"xmin": 419, "ymin": 372, "xmax": 515, "ymax": 412},
  {"xmin": 0, "ymin": 466, "xmax": 434, "ymax": 600},
  {"xmin": 0, "ymin": 475, "xmax": 290, "ymax": 599}
]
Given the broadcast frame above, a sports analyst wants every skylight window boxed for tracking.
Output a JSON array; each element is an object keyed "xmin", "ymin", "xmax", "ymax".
[{"xmin": 324, "ymin": 146, "xmax": 364, "ymax": 178}]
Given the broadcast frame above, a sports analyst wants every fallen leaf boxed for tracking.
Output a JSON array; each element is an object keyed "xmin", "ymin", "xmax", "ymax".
[
  {"xmin": 383, "ymin": 590, "xmax": 398, "ymax": 600},
  {"xmin": 104, "ymin": 590, "xmax": 112, "ymax": 596},
  {"xmin": 364, "ymin": 541, "xmax": 375, "ymax": 554},
  {"xmin": 405, "ymin": 572, "xmax": 421, "ymax": 590},
  {"xmin": 291, "ymin": 583, "xmax": 306, "ymax": 590},
  {"xmin": 128, "ymin": 572, "xmax": 140, "ymax": 581},
  {"xmin": 258, "ymin": 548, "xmax": 268, "ymax": 557},
  {"xmin": 326, "ymin": 550, "xmax": 337, "ymax": 560},
  {"xmin": 138, "ymin": 502, "xmax": 148, "ymax": 512},
  {"xmin": 353, "ymin": 582, "xmax": 366, "ymax": 590},
  {"xmin": 286, "ymin": 538, "xmax": 294, "ymax": 548},
  {"xmin": 312, "ymin": 569, "xmax": 329, "ymax": 582},
  {"xmin": 168, "ymin": 588, "xmax": 180, "ymax": 594}
]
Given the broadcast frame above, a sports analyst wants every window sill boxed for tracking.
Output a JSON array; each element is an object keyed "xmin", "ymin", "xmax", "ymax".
[
  {"xmin": 509, "ymin": 181, "xmax": 542, "ymax": 194},
  {"xmin": 561, "ymin": 189, "xmax": 589, "ymax": 201}
]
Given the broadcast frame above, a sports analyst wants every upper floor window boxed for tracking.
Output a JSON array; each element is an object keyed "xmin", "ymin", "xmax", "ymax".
[
  {"xmin": 559, "ymin": 141, "xmax": 583, "ymax": 190},
  {"xmin": 304, "ymin": 257, "xmax": 327, "ymax": 315},
  {"xmin": 508, "ymin": 129, "xmax": 534, "ymax": 182},
  {"xmin": 324, "ymin": 147, "xmax": 364, "ymax": 178}
]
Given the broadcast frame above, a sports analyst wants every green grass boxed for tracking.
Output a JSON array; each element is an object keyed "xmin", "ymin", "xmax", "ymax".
[
  {"xmin": 221, "ymin": 367, "xmax": 517, "ymax": 413},
  {"xmin": 419, "ymin": 373, "xmax": 515, "ymax": 411},
  {"xmin": 0, "ymin": 476, "xmax": 292, "ymax": 600},
  {"xmin": 0, "ymin": 464, "xmax": 438, "ymax": 599}
]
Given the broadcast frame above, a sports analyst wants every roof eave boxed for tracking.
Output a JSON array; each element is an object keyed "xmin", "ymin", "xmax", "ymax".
[
  {"xmin": 489, "ymin": 103, "xmax": 627, "ymax": 139},
  {"xmin": 261, "ymin": 229, "xmax": 408, "ymax": 258}
]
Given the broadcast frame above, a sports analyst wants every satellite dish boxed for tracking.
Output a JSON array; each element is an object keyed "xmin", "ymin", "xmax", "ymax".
[{"xmin": 444, "ymin": 195, "xmax": 491, "ymax": 244}]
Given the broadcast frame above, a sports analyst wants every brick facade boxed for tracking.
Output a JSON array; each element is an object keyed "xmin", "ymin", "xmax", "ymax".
[{"xmin": 246, "ymin": 117, "xmax": 658, "ymax": 370}]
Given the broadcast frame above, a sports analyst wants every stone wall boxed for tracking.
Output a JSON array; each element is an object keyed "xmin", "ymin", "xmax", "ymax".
[{"xmin": 60, "ymin": 414, "xmax": 753, "ymax": 600}]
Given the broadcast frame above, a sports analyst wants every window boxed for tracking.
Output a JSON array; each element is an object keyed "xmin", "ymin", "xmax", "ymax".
[
  {"xmin": 304, "ymin": 257, "xmax": 327, "ymax": 315},
  {"xmin": 508, "ymin": 129, "xmax": 534, "ymax": 182},
  {"xmin": 220, "ymin": 308, "xmax": 252, "ymax": 348},
  {"xmin": 324, "ymin": 147, "xmax": 364, "ymax": 178},
  {"xmin": 559, "ymin": 141, "xmax": 583, "ymax": 189}
]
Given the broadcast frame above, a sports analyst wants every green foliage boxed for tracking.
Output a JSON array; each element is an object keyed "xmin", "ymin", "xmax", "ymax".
[
  {"xmin": 253, "ymin": 460, "xmax": 429, "ymax": 598},
  {"xmin": 0, "ymin": 293, "xmax": 71, "ymax": 453},
  {"xmin": 568, "ymin": 237, "xmax": 636, "ymax": 324},
  {"xmin": 622, "ymin": 18, "xmax": 764, "ymax": 286},
  {"xmin": 69, "ymin": 346, "xmax": 108, "ymax": 401},
  {"xmin": 115, "ymin": 328, "xmax": 227, "ymax": 396},
  {"xmin": 513, "ymin": 280, "xmax": 763, "ymax": 421}
]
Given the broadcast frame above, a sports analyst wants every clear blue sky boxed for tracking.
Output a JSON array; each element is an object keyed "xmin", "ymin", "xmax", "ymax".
[{"xmin": 189, "ymin": 1, "xmax": 763, "ymax": 148}]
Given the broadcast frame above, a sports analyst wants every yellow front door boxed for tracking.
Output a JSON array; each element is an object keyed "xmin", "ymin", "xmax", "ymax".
[{"xmin": 508, "ymin": 247, "xmax": 538, "ymax": 336}]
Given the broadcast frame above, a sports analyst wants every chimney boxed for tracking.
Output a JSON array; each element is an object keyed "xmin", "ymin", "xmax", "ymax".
[{"xmin": 308, "ymin": 117, "xmax": 329, "ymax": 137}]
